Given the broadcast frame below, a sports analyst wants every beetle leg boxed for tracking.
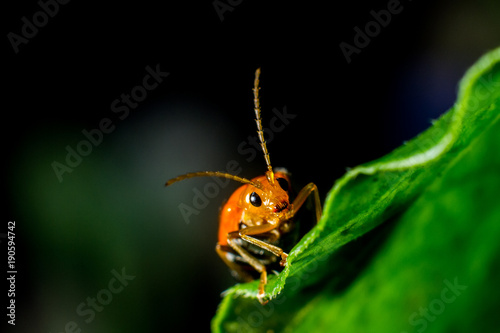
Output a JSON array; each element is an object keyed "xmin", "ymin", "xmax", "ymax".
[
  {"xmin": 215, "ymin": 243, "xmax": 253, "ymax": 282},
  {"xmin": 287, "ymin": 182, "xmax": 322, "ymax": 223},
  {"xmin": 235, "ymin": 224, "xmax": 289, "ymax": 266},
  {"xmin": 226, "ymin": 237, "xmax": 269, "ymax": 304},
  {"xmin": 263, "ymin": 228, "xmax": 281, "ymax": 243}
]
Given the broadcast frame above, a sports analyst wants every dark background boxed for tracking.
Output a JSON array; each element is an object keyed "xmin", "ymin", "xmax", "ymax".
[{"xmin": 4, "ymin": 0, "xmax": 500, "ymax": 332}]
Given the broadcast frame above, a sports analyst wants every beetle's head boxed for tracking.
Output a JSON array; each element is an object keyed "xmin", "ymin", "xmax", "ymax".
[{"xmin": 239, "ymin": 171, "xmax": 291, "ymax": 223}]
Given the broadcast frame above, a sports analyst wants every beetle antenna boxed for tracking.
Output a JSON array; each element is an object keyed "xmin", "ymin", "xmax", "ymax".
[
  {"xmin": 165, "ymin": 171, "xmax": 262, "ymax": 189},
  {"xmin": 253, "ymin": 68, "xmax": 275, "ymax": 184}
]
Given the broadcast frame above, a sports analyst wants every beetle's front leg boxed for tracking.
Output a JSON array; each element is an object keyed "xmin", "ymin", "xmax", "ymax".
[
  {"xmin": 226, "ymin": 235, "xmax": 269, "ymax": 304},
  {"xmin": 232, "ymin": 224, "xmax": 289, "ymax": 266}
]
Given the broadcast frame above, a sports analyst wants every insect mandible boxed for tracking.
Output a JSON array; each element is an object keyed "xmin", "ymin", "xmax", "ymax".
[{"xmin": 165, "ymin": 68, "xmax": 322, "ymax": 304}]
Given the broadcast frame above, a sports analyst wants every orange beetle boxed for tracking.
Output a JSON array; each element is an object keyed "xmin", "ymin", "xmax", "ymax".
[{"xmin": 166, "ymin": 68, "xmax": 322, "ymax": 304}]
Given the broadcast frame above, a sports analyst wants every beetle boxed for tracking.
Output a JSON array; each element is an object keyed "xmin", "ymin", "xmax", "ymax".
[{"xmin": 165, "ymin": 68, "xmax": 322, "ymax": 304}]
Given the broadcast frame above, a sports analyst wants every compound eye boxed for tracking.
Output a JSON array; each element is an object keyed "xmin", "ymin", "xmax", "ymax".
[
  {"xmin": 249, "ymin": 192, "xmax": 262, "ymax": 207},
  {"xmin": 277, "ymin": 177, "xmax": 289, "ymax": 192}
]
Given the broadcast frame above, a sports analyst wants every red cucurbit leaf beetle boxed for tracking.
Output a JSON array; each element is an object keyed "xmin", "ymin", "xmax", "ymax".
[{"xmin": 166, "ymin": 68, "xmax": 322, "ymax": 304}]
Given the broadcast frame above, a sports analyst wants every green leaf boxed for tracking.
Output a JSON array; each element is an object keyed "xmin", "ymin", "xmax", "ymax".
[{"xmin": 212, "ymin": 47, "xmax": 500, "ymax": 333}]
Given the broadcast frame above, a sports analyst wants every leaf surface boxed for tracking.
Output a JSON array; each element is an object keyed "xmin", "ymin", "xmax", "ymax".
[{"xmin": 212, "ymin": 47, "xmax": 500, "ymax": 333}]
